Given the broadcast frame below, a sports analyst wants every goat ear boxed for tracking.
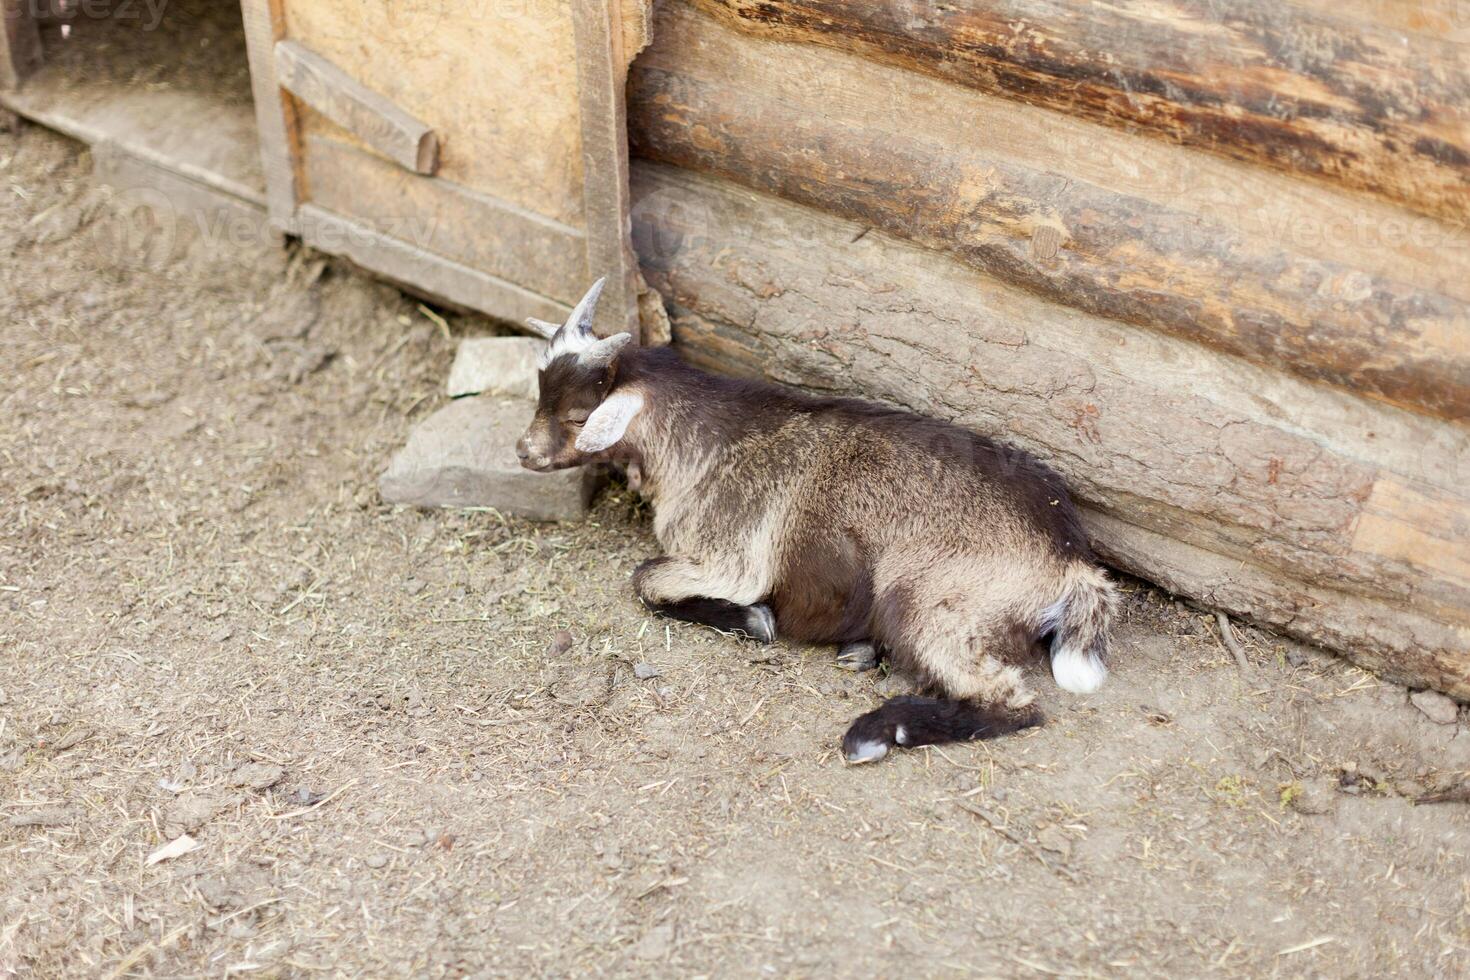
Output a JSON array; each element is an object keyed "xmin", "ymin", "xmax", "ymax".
[
  {"xmin": 575, "ymin": 390, "xmax": 644, "ymax": 453},
  {"xmin": 579, "ymin": 331, "xmax": 632, "ymax": 370}
]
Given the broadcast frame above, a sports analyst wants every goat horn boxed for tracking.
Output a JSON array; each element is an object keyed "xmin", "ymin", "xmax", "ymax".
[
  {"xmin": 565, "ymin": 276, "xmax": 607, "ymax": 336},
  {"xmin": 525, "ymin": 317, "xmax": 561, "ymax": 339},
  {"xmin": 579, "ymin": 331, "xmax": 633, "ymax": 370}
]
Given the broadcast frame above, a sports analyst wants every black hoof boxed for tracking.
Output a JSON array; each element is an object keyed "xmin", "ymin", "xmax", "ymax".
[
  {"xmin": 836, "ymin": 640, "xmax": 878, "ymax": 672},
  {"xmin": 743, "ymin": 604, "xmax": 776, "ymax": 644}
]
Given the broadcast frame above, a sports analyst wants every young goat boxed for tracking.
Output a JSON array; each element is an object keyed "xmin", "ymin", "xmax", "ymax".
[{"xmin": 517, "ymin": 278, "xmax": 1117, "ymax": 763}]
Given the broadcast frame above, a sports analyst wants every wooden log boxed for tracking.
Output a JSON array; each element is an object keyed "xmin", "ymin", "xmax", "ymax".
[
  {"xmin": 0, "ymin": 0, "xmax": 41, "ymax": 91},
  {"xmin": 643, "ymin": 2, "xmax": 1470, "ymax": 306},
  {"xmin": 684, "ymin": 0, "xmax": 1470, "ymax": 225},
  {"xmin": 626, "ymin": 23, "xmax": 1470, "ymax": 422},
  {"xmin": 628, "ymin": 161, "xmax": 1470, "ymax": 697},
  {"xmin": 274, "ymin": 39, "xmax": 439, "ymax": 176}
]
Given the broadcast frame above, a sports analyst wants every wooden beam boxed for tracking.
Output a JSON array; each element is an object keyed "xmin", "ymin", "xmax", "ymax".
[
  {"xmin": 274, "ymin": 39, "xmax": 439, "ymax": 177},
  {"xmin": 629, "ymin": 161, "xmax": 1470, "ymax": 697},
  {"xmin": 570, "ymin": 0, "xmax": 642, "ymax": 339},
  {"xmin": 240, "ymin": 0, "xmax": 302, "ymax": 232},
  {"xmin": 0, "ymin": 0, "xmax": 41, "ymax": 91},
  {"xmin": 684, "ymin": 0, "xmax": 1470, "ymax": 225},
  {"xmin": 627, "ymin": 50, "xmax": 1470, "ymax": 422}
]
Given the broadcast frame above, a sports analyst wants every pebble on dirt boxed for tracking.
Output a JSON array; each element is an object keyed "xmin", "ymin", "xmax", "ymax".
[
  {"xmin": 1409, "ymin": 689, "xmax": 1459, "ymax": 725},
  {"xmin": 231, "ymin": 761, "xmax": 286, "ymax": 791},
  {"xmin": 633, "ymin": 662, "xmax": 661, "ymax": 680},
  {"xmin": 547, "ymin": 630, "xmax": 574, "ymax": 656}
]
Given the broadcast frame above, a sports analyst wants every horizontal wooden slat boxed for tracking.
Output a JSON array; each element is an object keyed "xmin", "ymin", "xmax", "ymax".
[
  {"xmin": 627, "ymin": 26, "xmax": 1470, "ymax": 422},
  {"xmin": 275, "ymin": 39, "xmax": 438, "ymax": 176},
  {"xmin": 297, "ymin": 204, "xmax": 571, "ymax": 326},
  {"xmin": 302, "ymin": 135, "xmax": 587, "ymax": 305},
  {"xmin": 629, "ymin": 161, "xmax": 1470, "ymax": 696},
  {"xmin": 685, "ymin": 0, "xmax": 1470, "ymax": 224}
]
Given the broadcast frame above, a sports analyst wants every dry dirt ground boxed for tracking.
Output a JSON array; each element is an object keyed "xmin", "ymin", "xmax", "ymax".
[{"xmin": 3, "ymin": 121, "xmax": 1469, "ymax": 979}]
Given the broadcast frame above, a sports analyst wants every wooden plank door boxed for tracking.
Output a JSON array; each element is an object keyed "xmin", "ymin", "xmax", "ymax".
[{"xmin": 241, "ymin": 0, "xmax": 647, "ymax": 337}]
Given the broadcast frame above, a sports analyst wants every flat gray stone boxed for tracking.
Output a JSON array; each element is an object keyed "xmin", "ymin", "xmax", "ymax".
[
  {"xmin": 379, "ymin": 397, "xmax": 597, "ymax": 521},
  {"xmin": 1410, "ymin": 688, "xmax": 1460, "ymax": 725},
  {"xmin": 446, "ymin": 337, "xmax": 545, "ymax": 399}
]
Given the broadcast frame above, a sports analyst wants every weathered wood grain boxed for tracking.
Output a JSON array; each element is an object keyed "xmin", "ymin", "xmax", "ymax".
[
  {"xmin": 627, "ymin": 50, "xmax": 1470, "ymax": 421},
  {"xmin": 643, "ymin": 1, "xmax": 1470, "ymax": 305},
  {"xmin": 275, "ymin": 40, "xmax": 438, "ymax": 176},
  {"xmin": 240, "ymin": 0, "xmax": 301, "ymax": 232},
  {"xmin": 284, "ymin": 0, "xmax": 586, "ymax": 228},
  {"xmin": 629, "ymin": 161, "xmax": 1470, "ymax": 696},
  {"xmin": 297, "ymin": 203, "xmax": 571, "ymax": 325},
  {"xmin": 0, "ymin": 0, "xmax": 41, "ymax": 90},
  {"xmin": 570, "ymin": 0, "xmax": 640, "ymax": 338},
  {"xmin": 302, "ymin": 135, "xmax": 587, "ymax": 306},
  {"xmin": 685, "ymin": 0, "xmax": 1470, "ymax": 224}
]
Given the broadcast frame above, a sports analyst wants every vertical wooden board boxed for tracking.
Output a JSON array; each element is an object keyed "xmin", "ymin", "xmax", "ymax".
[
  {"xmin": 571, "ymin": 0, "xmax": 640, "ymax": 336},
  {"xmin": 0, "ymin": 0, "xmax": 41, "ymax": 90},
  {"xmin": 284, "ymin": 0, "xmax": 586, "ymax": 229},
  {"xmin": 241, "ymin": 0, "xmax": 302, "ymax": 231}
]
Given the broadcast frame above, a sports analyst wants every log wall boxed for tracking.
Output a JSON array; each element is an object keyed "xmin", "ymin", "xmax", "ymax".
[{"xmin": 625, "ymin": 0, "xmax": 1470, "ymax": 697}]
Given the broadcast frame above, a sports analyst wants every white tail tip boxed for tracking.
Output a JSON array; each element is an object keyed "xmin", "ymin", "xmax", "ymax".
[{"xmin": 1052, "ymin": 646, "xmax": 1108, "ymax": 694}]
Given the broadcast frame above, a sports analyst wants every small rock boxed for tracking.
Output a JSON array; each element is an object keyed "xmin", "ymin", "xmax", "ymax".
[
  {"xmin": 231, "ymin": 761, "xmax": 285, "ymax": 791},
  {"xmin": 26, "ymin": 202, "xmax": 87, "ymax": 244},
  {"xmin": 874, "ymin": 672, "xmax": 916, "ymax": 698},
  {"xmin": 631, "ymin": 923, "xmax": 675, "ymax": 961},
  {"xmin": 197, "ymin": 876, "xmax": 251, "ymax": 910},
  {"xmin": 633, "ymin": 662, "xmax": 661, "ymax": 680},
  {"xmin": 446, "ymin": 337, "xmax": 545, "ymax": 399},
  {"xmin": 164, "ymin": 793, "xmax": 229, "ymax": 837},
  {"xmin": 254, "ymin": 289, "xmax": 321, "ymax": 342},
  {"xmin": 50, "ymin": 727, "xmax": 91, "ymax": 752},
  {"xmin": 1036, "ymin": 825, "xmax": 1072, "ymax": 859},
  {"xmin": 287, "ymin": 787, "xmax": 327, "ymax": 807},
  {"xmin": 1410, "ymin": 689, "xmax": 1459, "ymax": 725},
  {"xmin": 212, "ymin": 626, "xmax": 235, "ymax": 643},
  {"xmin": 365, "ymin": 853, "xmax": 389, "ymax": 869},
  {"xmin": 403, "ymin": 578, "xmax": 427, "ymax": 596},
  {"xmin": 378, "ymin": 397, "xmax": 599, "ymax": 520},
  {"xmin": 1286, "ymin": 778, "xmax": 1336, "ymax": 815},
  {"xmin": 8, "ymin": 807, "xmax": 70, "ymax": 828},
  {"xmin": 546, "ymin": 630, "xmax": 574, "ymax": 656}
]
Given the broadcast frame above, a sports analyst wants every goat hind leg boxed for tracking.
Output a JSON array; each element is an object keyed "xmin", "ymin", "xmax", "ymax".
[
  {"xmin": 633, "ymin": 556, "xmax": 776, "ymax": 643},
  {"xmin": 836, "ymin": 640, "xmax": 880, "ymax": 672}
]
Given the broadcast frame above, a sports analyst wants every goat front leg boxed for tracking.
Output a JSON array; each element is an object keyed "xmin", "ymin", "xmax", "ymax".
[{"xmin": 633, "ymin": 556, "xmax": 776, "ymax": 643}]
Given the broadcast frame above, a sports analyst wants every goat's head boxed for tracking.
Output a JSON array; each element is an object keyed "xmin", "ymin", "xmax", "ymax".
[{"xmin": 516, "ymin": 277, "xmax": 642, "ymax": 472}]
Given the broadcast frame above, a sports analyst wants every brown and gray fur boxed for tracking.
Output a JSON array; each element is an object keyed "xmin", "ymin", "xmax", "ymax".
[{"xmin": 518, "ymin": 279, "xmax": 1118, "ymax": 763}]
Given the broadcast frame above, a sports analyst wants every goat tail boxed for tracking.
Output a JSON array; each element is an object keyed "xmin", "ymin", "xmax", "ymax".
[
  {"xmin": 1041, "ymin": 562, "xmax": 1118, "ymax": 694},
  {"xmin": 841, "ymin": 695, "xmax": 1043, "ymax": 764}
]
